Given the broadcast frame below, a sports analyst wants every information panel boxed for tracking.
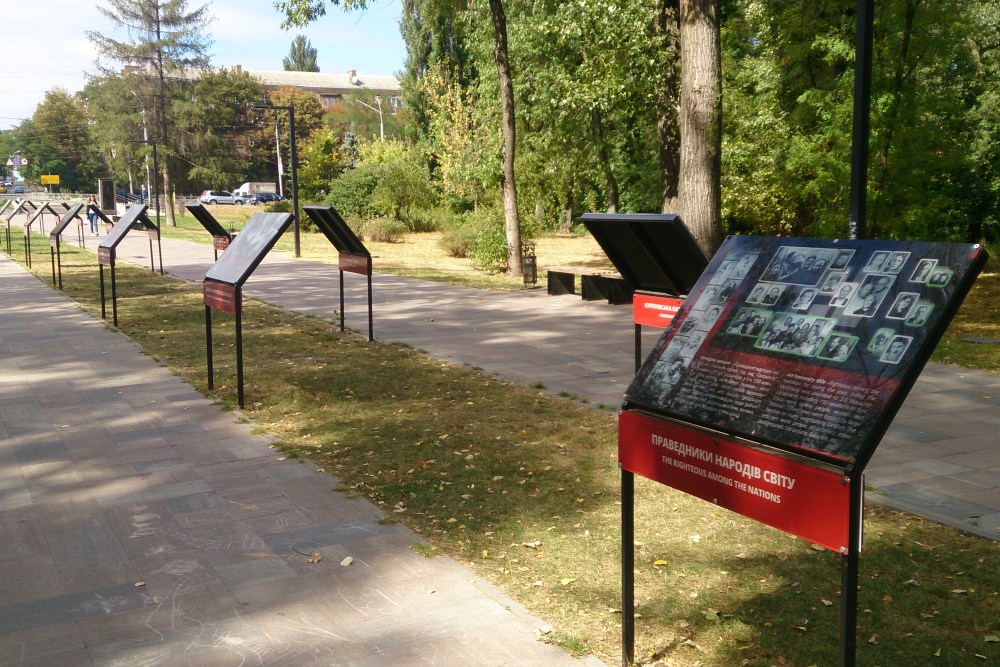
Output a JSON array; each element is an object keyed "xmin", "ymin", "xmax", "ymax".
[
  {"xmin": 624, "ymin": 236, "xmax": 987, "ymax": 468},
  {"xmin": 204, "ymin": 212, "xmax": 294, "ymax": 287}
]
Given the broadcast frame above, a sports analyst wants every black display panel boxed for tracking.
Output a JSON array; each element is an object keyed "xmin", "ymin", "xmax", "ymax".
[
  {"xmin": 48, "ymin": 204, "xmax": 84, "ymax": 237},
  {"xmin": 99, "ymin": 204, "xmax": 152, "ymax": 248},
  {"xmin": 581, "ymin": 213, "xmax": 709, "ymax": 295},
  {"xmin": 624, "ymin": 236, "xmax": 987, "ymax": 469},
  {"xmin": 303, "ymin": 205, "xmax": 369, "ymax": 256},
  {"xmin": 185, "ymin": 202, "xmax": 231, "ymax": 239},
  {"xmin": 204, "ymin": 212, "xmax": 294, "ymax": 287}
]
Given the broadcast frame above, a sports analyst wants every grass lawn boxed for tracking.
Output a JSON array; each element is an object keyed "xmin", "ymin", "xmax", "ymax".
[{"xmin": 6, "ymin": 226, "xmax": 999, "ymax": 666}]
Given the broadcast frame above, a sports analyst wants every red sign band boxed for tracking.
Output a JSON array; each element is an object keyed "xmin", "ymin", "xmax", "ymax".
[
  {"xmin": 619, "ymin": 410, "xmax": 852, "ymax": 553},
  {"xmin": 339, "ymin": 253, "xmax": 371, "ymax": 275},
  {"xmin": 203, "ymin": 281, "xmax": 237, "ymax": 314},
  {"xmin": 633, "ymin": 293, "xmax": 684, "ymax": 328}
]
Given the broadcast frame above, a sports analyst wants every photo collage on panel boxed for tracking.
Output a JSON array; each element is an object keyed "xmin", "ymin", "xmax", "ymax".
[{"xmin": 687, "ymin": 243, "xmax": 947, "ymax": 368}]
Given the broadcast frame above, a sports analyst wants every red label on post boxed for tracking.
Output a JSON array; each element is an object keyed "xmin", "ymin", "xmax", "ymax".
[
  {"xmin": 203, "ymin": 281, "xmax": 237, "ymax": 314},
  {"xmin": 97, "ymin": 247, "xmax": 113, "ymax": 266},
  {"xmin": 633, "ymin": 293, "xmax": 684, "ymax": 328},
  {"xmin": 339, "ymin": 252, "xmax": 370, "ymax": 275},
  {"xmin": 213, "ymin": 236, "xmax": 230, "ymax": 251},
  {"xmin": 619, "ymin": 410, "xmax": 852, "ymax": 553}
]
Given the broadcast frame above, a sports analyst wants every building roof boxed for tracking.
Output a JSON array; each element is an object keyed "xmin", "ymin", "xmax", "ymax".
[{"xmin": 244, "ymin": 69, "xmax": 400, "ymax": 94}]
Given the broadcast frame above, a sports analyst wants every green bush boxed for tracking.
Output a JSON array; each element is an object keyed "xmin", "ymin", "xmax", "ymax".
[
  {"xmin": 407, "ymin": 207, "xmax": 459, "ymax": 233},
  {"xmin": 362, "ymin": 216, "xmax": 408, "ymax": 243},
  {"xmin": 438, "ymin": 224, "xmax": 478, "ymax": 258},
  {"xmin": 326, "ymin": 165, "xmax": 380, "ymax": 219},
  {"xmin": 460, "ymin": 207, "xmax": 509, "ymax": 272}
]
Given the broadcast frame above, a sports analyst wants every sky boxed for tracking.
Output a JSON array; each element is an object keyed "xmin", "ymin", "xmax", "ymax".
[{"xmin": 0, "ymin": 0, "xmax": 406, "ymax": 132}]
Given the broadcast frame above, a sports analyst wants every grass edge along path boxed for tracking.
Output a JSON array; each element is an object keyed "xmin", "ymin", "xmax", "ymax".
[{"xmin": 4, "ymin": 235, "xmax": 998, "ymax": 666}]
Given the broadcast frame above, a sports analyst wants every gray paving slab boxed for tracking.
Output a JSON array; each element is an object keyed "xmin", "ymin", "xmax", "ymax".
[{"xmin": 0, "ymin": 252, "xmax": 605, "ymax": 666}]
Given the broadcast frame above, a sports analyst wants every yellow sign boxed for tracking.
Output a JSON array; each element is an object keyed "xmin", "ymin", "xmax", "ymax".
[{"xmin": 40, "ymin": 174, "xmax": 60, "ymax": 185}]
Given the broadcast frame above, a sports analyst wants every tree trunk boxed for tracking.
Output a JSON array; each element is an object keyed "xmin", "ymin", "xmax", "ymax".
[
  {"xmin": 678, "ymin": 0, "xmax": 722, "ymax": 256},
  {"xmin": 591, "ymin": 107, "xmax": 620, "ymax": 213},
  {"xmin": 657, "ymin": 0, "xmax": 681, "ymax": 213},
  {"xmin": 488, "ymin": 0, "xmax": 522, "ymax": 276},
  {"xmin": 560, "ymin": 175, "xmax": 574, "ymax": 234},
  {"xmin": 153, "ymin": 7, "xmax": 177, "ymax": 227}
]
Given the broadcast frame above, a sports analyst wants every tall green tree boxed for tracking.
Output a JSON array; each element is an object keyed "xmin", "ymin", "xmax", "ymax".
[
  {"xmin": 283, "ymin": 35, "xmax": 320, "ymax": 71},
  {"xmin": 87, "ymin": 0, "xmax": 212, "ymax": 225},
  {"xmin": 278, "ymin": 0, "xmax": 524, "ymax": 276},
  {"xmin": 17, "ymin": 89, "xmax": 104, "ymax": 192}
]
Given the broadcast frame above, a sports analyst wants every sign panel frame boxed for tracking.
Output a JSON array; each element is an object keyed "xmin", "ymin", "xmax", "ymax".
[{"xmin": 624, "ymin": 235, "xmax": 987, "ymax": 473}]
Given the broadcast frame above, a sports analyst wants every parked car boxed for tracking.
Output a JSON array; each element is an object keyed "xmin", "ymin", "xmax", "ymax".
[
  {"xmin": 249, "ymin": 192, "xmax": 283, "ymax": 205},
  {"xmin": 199, "ymin": 190, "xmax": 245, "ymax": 205},
  {"xmin": 12, "ymin": 185, "xmax": 24, "ymax": 194}
]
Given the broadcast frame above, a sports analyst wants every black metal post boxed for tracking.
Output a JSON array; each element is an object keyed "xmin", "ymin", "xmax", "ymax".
[
  {"xmin": 840, "ymin": 473, "xmax": 863, "ymax": 666},
  {"xmin": 205, "ymin": 304, "xmax": 214, "ymax": 389},
  {"xmin": 848, "ymin": 0, "xmax": 875, "ymax": 240},
  {"xmin": 235, "ymin": 289, "xmax": 244, "ymax": 409},
  {"xmin": 339, "ymin": 269, "xmax": 346, "ymax": 332},
  {"xmin": 152, "ymin": 141, "xmax": 163, "ymax": 273},
  {"xmin": 110, "ymin": 261, "xmax": 118, "ymax": 327},
  {"xmin": 251, "ymin": 104, "xmax": 299, "ymax": 257},
  {"xmin": 100, "ymin": 263, "xmax": 106, "ymax": 319},
  {"xmin": 622, "ymin": 468, "xmax": 635, "ymax": 666},
  {"xmin": 367, "ymin": 269, "xmax": 374, "ymax": 341},
  {"xmin": 288, "ymin": 107, "xmax": 300, "ymax": 259},
  {"xmin": 24, "ymin": 228, "xmax": 31, "ymax": 268},
  {"xmin": 634, "ymin": 324, "xmax": 642, "ymax": 374}
]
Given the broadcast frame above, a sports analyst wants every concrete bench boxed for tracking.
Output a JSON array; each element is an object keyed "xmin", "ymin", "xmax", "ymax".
[{"xmin": 543, "ymin": 265, "xmax": 632, "ymax": 305}]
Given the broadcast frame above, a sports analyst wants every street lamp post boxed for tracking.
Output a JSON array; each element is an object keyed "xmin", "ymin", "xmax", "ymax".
[
  {"xmin": 252, "ymin": 104, "xmax": 300, "ymax": 258},
  {"xmin": 130, "ymin": 138, "xmax": 163, "ymax": 274}
]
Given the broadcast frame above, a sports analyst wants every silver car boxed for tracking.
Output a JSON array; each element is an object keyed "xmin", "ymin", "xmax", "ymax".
[{"xmin": 199, "ymin": 190, "xmax": 245, "ymax": 205}]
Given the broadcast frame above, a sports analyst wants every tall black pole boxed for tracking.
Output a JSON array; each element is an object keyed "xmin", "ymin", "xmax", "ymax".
[
  {"xmin": 252, "ymin": 104, "xmax": 300, "ymax": 257},
  {"xmin": 840, "ymin": 473, "xmax": 864, "ymax": 666},
  {"xmin": 152, "ymin": 142, "xmax": 163, "ymax": 274},
  {"xmin": 848, "ymin": 0, "xmax": 875, "ymax": 240},
  {"xmin": 622, "ymin": 468, "xmax": 635, "ymax": 666},
  {"xmin": 288, "ymin": 107, "xmax": 300, "ymax": 258}
]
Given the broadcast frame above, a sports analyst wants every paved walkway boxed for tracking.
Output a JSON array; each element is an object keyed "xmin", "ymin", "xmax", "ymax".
[{"xmin": 1, "ymin": 240, "xmax": 604, "ymax": 664}]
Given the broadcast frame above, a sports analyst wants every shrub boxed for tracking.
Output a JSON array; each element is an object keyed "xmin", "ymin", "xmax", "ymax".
[
  {"xmin": 469, "ymin": 223, "xmax": 509, "ymax": 271},
  {"xmin": 460, "ymin": 207, "xmax": 509, "ymax": 272},
  {"xmin": 439, "ymin": 224, "xmax": 478, "ymax": 258},
  {"xmin": 361, "ymin": 216, "xmax": 408, "ymax": 243},
  {"xmin": 407, "ymin": 207, "xmax": 459, "ymax": 233},
  {"xmin": 326, "ymin": 165, "xmax": 380, "ymax": 219}
]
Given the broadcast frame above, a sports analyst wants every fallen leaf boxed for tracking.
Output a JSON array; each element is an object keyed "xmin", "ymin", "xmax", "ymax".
[
  {"xmin": 935, "ymin": 648, "xmax": 942, "ymax": 656},
  {"xmin": 985, "ymin": 636, "xmax": 1000, "ymax": 643},
  {"xmin": 868, "ymin": 634, "xmax": 879, "ymax": 645},
  {"xmin": 341, "ymin": 556, "xmax": 354, "ymax": 567},
  {"xmin": 809, "ymin": 544, "xmax": 825, "ymax": 552},
  {"xmin": 951, "ymin": 589, "xmax": 969, "ymax": 594},
  {"xmin": 821, "ymin": 599, "xmax": 834, "ymax": 606},
  {"xmin": 522, "ymin": 540, "xmax": 542, "ymax": 549},
  {"xmin": 560, "ymin": 577, "xmax": 577, "ymax": 586},
  {"xmin": 134, "ymin": 581, "xmax": 145, "ymax": 587},
  {"xmin": 653, "ymin": 559, "xmax": 669, "ymax": 568},
  {"xmin": 308, "ymin": 552, "xmax": 322, "ymax": 564}
]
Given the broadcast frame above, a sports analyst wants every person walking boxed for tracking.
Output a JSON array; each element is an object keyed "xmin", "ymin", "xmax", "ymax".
[{"xmin": 86, "ymin": 195, "xmax": 100, "ymax": 235}]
